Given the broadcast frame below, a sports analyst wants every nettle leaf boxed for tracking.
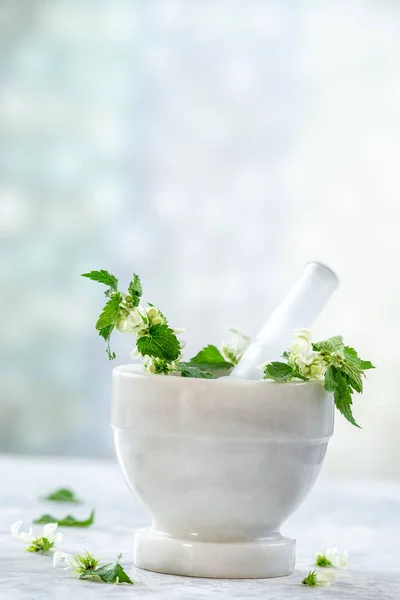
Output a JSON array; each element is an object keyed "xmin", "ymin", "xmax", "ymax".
[
  {"xmin": 137, "ymin": 324, "xmax": 180, "ymax": 362},
  {"xmin": 98, "ymin": 324, "xmax": 116, "ymax": 360},
  {"xmin": 81, "ymin": 270, "xmax": 118, "ymax": 292},
  {"xmin": 313, "ymin": 336, "xmax": 344, "ymax": 355},
  {"xmin": 178, "ymin": 363, "xmax": 214, "ymax": 379},
  {"xmin": 332, "ymin": 369, "xmax": 360, "ymax": 428},
  {"xmin": 324, "ymin": 365, "xmax": 337, "ymax": 392},
  {"xmin": 34, "ymin": 509, "xmax": 95, "ymax": 528},
  {"xmin": 41, "ymin": 488, "xmax": 81, "ymax": 504},
  {"xmin": 360, "ymin": 359, "xmax": 375, "ymax": 370},
  {"xmin": 94, "ymin": 555, "xmax": 134, "ymax": 585},
  {"xmin": 264, "ymin": 362, "xmax": 295, "ymax": 382},
  {"xmin": 128, "ymin": 273, "xmax": 142, "ymax": 307},
  {"xmin": 189, "ymin": 345, "xmax": 233, "ymax": 371},
  {"xmin": 96, "ymin": 293, "xmax": 122, "ymax": 331}
]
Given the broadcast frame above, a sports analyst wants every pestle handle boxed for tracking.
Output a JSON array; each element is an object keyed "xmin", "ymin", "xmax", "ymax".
[{"xmin": 230, "ymin": 261, "xmax": 339, "ymax": 381}]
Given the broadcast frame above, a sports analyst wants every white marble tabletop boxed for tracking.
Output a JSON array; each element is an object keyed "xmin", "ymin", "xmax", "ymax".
[{"xmin": 1, "ymin": 455, "xmax": 399, "ymax": 599}]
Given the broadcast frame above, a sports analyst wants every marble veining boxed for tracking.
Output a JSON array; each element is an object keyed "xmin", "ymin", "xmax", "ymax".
[{"xmin": 1, "ymin": 456, "xmax": 399, "ymax": 599}]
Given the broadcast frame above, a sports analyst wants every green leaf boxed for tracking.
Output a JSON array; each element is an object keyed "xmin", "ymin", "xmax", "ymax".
[
  {"xmin": 178, "ymin": 363, "xmax": 214, "ymax": 379},
  {"xmin": 263, "ymin": 362, "xmax": 296, "ymax": 382},
  {"xmin": 324, "ymin": 365, "xmax": 337, "ymax": 392},
  {"xmin": 128, "ymin": 274, "xmax": 142, "ymax": 307},
  {"xmin": 98, "ymin": 324, "xmax": 116, "ymax": 360},
  {"xmin": 41, "ymin": 488, "xmax": 81, "ymax": 504},
  {"xmin": 332, "ymin": 369, "xmax": 361, "ymax": 428},
  {"xmin": 189, "ymin": 345, "xmax": 233, "ymax": 371},
  {"xmin": 360, "ymin": 359, "xmax": 375, "ymax": 370},
  {"xmin": 137, "ymin": 323, "xmax": 180, "ymax": 361},
  {"xmin": 342, "ymin": 346, "xmax": 369, "ymax": 393},
  {"xmin": 81, "ymin": 270, "xmax": 118, "ymax": 292},
  {"xmin": 93, "ymin": 555, "xmax": 134, "ymax": 585},
  {"xmin": 313, "ymin": 335, "xmax": 344, "ymax": 355},
  {"xmin": 95, "ymin": 293, "xmax": 122, "ymax": 331},
  {"xmin": 34, "ymin": 509, "xmax": 95, "ymax": 528},
  {"xmin": 342, "ymin": 361, "xmax": 363, "ymax": 393}
]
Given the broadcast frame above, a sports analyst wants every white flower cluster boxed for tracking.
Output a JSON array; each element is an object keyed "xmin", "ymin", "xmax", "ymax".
[
  {"xmin": 288, "ymin": 328, "xmax": 328, "ymax": 380},
  {"xmin": 303, "ymin": 546, "xmax": 349, "ymax": 588},
  {"xmin": 116, "ymin": 298, "xmax": 185, "ymax": 374}
]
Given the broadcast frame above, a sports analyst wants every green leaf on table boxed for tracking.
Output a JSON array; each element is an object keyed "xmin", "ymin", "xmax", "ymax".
[
  {"xmin": 189, "ymin": 345, "xmax": 233, "ymax": 371},
  {"xmin": 178, "ymin": 362, "xmax": 214, "ymax": 379},
  {"xmin": 93, "ymin": 554, "xmax": 134, "ymax": 585},
  {"xmin": 263, "ymin": 361, "xmax": 307, "ymax": 382},
  {"xmin": 34, "ymin": 509, "xmax": 95, "ymax": 528},
  {"xmin": 81, "ymin": 270, "xmax": 118, "ymax": 292},
  {"xmin": 128, "ymin": 273, "xmax": 142, "ymax": 307},
  {"xmin": 137, "ymin": 323, "xmax": 180, "ymax": 361},
  {"xmin": 41, "ymin": 488, "xmax": 81, "ymax": 504},
  {"xmin": 95, "ymin": 293, "xmax": 122, "ymax": 331}
]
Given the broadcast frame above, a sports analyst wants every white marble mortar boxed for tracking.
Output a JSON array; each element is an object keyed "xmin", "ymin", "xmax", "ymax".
[{"xmin": 111, "ymin": 365, "xmax": 334, "ymax": 579}]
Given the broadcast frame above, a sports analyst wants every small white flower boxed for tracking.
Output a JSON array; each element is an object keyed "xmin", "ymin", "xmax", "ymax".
[
  {"xmin": 11, "ymin": 521, "xmax": 33, "ymax": 542},
  {"xmin": 315, "ymin": 569, "xmax": 337, "ymax": 587},
  {"xmin": 130, "ymin": 348, "xmax": 141, "ymax": 360},
  {"xmin": 221, "ymin": 329, "xmax": 251, "ymax": 365},
  {"xmin": 302, "ymin": 569, "xmax": 337, "ymax": 587},
  {"xmin": 11, "ymin": 521, "xmax": 63, "ymax": 552},
  {"xmin": 315, "ymin": 547, "xmax": 349, "ymax": 568},
  {"xmin": 117, "ymin": 306, "xmax": 148, "ymax": 335},
  {"xmin": 42, "ymin": 523, "xmax": 63, "ymax": 546},
  {"xmin": 287, "ymin": 328, "xmax": 329, "ymax": 380},
  {"xmin": 53, "ymin": 551, "xmax": 75, "ymax": 570},
  {"xmin": 173, "ymin": 328, "xmax": 186, "ymax": 335},
  {"xmin": 293, "ymin": 328, "xmax": 312, "ymax": 344}
]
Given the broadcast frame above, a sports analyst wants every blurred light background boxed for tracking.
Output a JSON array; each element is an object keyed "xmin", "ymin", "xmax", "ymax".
[{"xmin": 0, "ymin": 0, "xmax": 398, "ymax": 478}]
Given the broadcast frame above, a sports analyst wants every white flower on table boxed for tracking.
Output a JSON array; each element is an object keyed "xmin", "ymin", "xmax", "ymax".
[
  {"xmin": 302, "ymin": 569, "xmax": 337, "ymax": 587},
  {"xmin": 53, "ymin": 551, "xmax": 76, "ymax": 570},
  {"xmin": 315, "ymin": 546, "xmax": 349, "ymax": 568},
  {"xmin": 53, "ymin": 549, "xmax": 100, "ymax": 578},
  {"xmin": 11, "ymin": 521, "xmax": 63, "ymax": 554}
]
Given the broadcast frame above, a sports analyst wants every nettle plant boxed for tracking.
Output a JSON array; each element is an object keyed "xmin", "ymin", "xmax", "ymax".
[
  {"xmin": 263, "ymin": 329, "xmax": 374, "ymax": 427},
  {"xmin": 83, "ymin": 270, "xmax": 374, "ymax": 428},
  {"xmin": 82, "ymin": 270, "xmax": 249, "ymax": 379}
]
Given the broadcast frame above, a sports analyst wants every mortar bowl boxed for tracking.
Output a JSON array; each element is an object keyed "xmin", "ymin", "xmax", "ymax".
[{"xmin": 111, "ymin": 365, "xmax": 334, "ymax": 579}]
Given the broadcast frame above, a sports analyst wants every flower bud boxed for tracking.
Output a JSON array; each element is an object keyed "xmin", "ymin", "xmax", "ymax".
[
  {"xmin": 147, "ymin": 307, "xmax": 158, "ymax": 319},
  {"xmin": 152, "ymin": 316, "xmax": 163, "ymax": 325}
]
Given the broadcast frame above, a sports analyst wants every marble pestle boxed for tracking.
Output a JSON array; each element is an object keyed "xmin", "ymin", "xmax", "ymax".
[{"xmin": 230, "ymin": 261, "xmax": 339, "ymax": 381}]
